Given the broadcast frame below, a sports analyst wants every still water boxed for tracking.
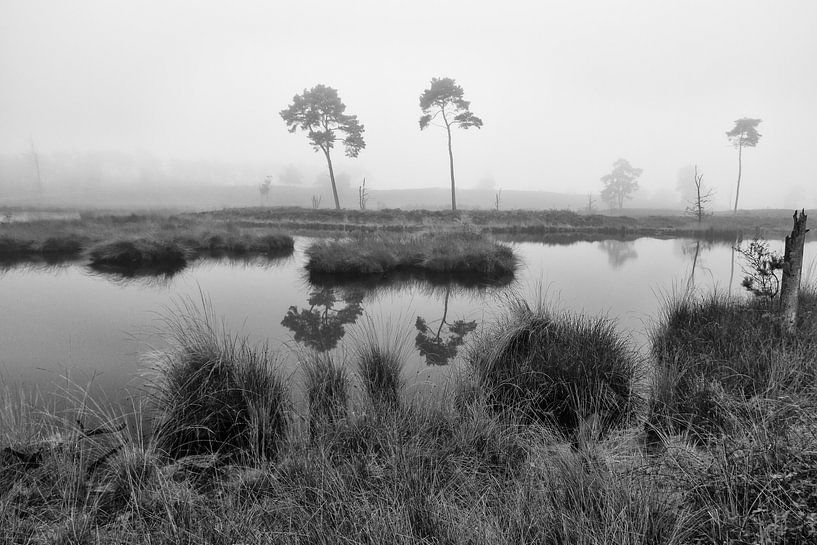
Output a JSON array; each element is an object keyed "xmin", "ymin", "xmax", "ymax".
[{"xmin": 1, "ymin": 237, "xmax": 814, "ymax": 400}]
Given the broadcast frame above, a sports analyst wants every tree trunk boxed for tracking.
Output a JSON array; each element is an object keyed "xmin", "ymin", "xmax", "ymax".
[
  {"xmin": 780, "ymin": 210, "xmax": 809, "ymax": 334},
  {"xmin": 323, "ymin": 148, "xmax": 341, "ymax": 210},
  {"xmin": 733, "ymin": 143, "xmax": 742, "ymax": 214},
  {"xmin": 446, "ymin": 123, "xmax": 456, "ymax": 212}
]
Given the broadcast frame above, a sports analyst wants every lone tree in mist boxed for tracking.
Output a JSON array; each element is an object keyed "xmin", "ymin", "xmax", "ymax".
[
  {"xmin": 419, "ymin": 77, "xmax": 483, "ymax": 211},
  {"xmin": 726, "ymin": 117, "xmax": 762, "ymax": 213},
  {"xmin": 600, "ymin": 158, "xmax": 642, "ymax": 211},
  {"xmin": 280, "ymin": 85, "xmax": 365, "ymax": 210}
]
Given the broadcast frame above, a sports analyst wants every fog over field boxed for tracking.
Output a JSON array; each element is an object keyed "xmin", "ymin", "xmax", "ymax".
[{"xmin": 1, "ymin": 0, "xmax": 816, "ymax": 209}]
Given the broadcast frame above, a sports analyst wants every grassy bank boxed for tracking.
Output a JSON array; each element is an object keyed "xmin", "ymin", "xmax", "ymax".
[
  {"xmin": 0, "ymin": 213, "xmax": 294, "ymax": 270},
  {"xmin": 2, "ymin": 289, "xmax": 817, "ymax": 543},
  {"xmin": 305, "ymin": 232, "xmax": 517, "ymax": 281},
  {"xmin": 201, "ymin": 206, "xmax": 812, "ymax": 240}
]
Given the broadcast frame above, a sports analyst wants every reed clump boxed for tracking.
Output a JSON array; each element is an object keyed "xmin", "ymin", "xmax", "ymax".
[
  {"xmin": 647, "ymin": 288, "xmax": 817, "ymax": 441},
  {"xmin": 468, "ymin": 298, "xmax": 643, "ymax": 437},
  {"xmin": 149, "ymin": 302, "xmax": 290, "ymax": 461},
  {"xmin": 302, "ymin": 353, "xmax": 349, "ymax": 436},
  {"xmin": 354, "ymin": 322, "xmax": 407, "ymax": 412}
]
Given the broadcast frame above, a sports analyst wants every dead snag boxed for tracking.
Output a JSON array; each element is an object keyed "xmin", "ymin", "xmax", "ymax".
[{"xmin": 780, "ymin": 209, "xmax": 809, "ymax": 334}]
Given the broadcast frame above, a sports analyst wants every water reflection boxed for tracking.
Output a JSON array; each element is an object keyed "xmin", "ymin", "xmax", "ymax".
[
  {"xmin": 308, "ymin": 269, "xmax": 514, "ymax": 293},
  {"xmin": 414, "ymin": 285, "xmax": 478, "ymax": 366},
  {"xmin": 86, "ymin": 264, "xmax": 186, "ymax": 288},
  {"xmin": 86, "ymin": 254, "xmax": 294, "ymax": 288},
  {"xmin": 281, "ymin": 287, "xmax": 365, "ymax": 351},
  {"xmin": 0, "ymin": 253, "xmax": 80, "ymax": 271},
  {"xmin": 681, "ymin": 240, "xmax": 714, "ymax": 291},
  {"xmin": 597, "ymin": 240, "xmax": 638, "ymax": 269}
]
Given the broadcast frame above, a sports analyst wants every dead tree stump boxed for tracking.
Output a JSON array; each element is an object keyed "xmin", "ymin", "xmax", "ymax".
[{"xmin": 780, "ymin": 209, "xmax": 809, "ymax": 334}]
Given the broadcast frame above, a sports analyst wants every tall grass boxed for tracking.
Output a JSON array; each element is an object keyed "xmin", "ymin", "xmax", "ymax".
[
  {"xmin": 353, "ymin": 318, "xmax": 408, "ymax": 412},
  {"xmin": 301, "ymin": 352, "xmax": 349, "ymax": 436},
  {"xmin": 148, "ymin": 298, "xmax": 290, "ymax": 461},
  {"xmin": 647, "ymin": 287, "xmax": 817, "ymax": 441},
  {"xmin": 468, "ymin": 297, "xmax": 643, "ymax": 438}
]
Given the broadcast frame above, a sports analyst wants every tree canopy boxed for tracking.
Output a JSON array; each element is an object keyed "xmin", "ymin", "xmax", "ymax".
[
  {"xmin": 280, "ymin": 85, "xmax": 365, "ymax": 209},
  {"xmin": 419, "ymin": 77, "xmax": 484, "ymax": 131},
  {"xmin": 600, "ymin": 158, "xmax": 642, "ymax": 210},
  {"xmin": 726, "ymin": 118, "xmax": 762, "ymax": 149}
]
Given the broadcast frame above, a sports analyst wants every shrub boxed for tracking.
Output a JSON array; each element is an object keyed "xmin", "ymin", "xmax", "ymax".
[{"xmin": 468, "ymin": 298, "xmax": 642, "ymax": 437}]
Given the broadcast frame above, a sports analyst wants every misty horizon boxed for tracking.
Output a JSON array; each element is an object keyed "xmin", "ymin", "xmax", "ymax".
[{"xmin": 2, "ymin": 1, "xmax": 816, "ymax": 210}]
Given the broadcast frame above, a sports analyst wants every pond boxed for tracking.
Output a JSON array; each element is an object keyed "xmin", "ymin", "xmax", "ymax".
[{"xmin": 1, "ymin": 236, "xmax": 814, "ymax": 403}]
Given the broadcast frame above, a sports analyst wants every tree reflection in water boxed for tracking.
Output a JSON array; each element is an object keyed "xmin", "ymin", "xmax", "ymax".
[
  {"xmin": 597, "ymin": 240, "xmax": 638, "ymax": 269},
  {"xmin": 414, "ymin": 285, "xmax": 477, "ymax": 366},
  {"xmin": 281, "ymin": 287, "xmax": 365, "ymax": 352}
]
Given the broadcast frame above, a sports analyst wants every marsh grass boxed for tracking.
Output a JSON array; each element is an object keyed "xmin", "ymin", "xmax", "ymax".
[
  {"xmin": 148, "ymin": 298, "xmax": 290, "ymax": 461},
  {"xmin": 301, "ymin": 352, "xmax": 349, "ymax": 436},
  {"xmin": 0, "ymin": 212, "xmax": 294, "ymax": 273},
  {"xmin": 4, "ymin": 283, "xmax": 817, "ymax": 543},
  {"xmin": 305, "ymin": 231, "xmax": 517, "ymax": 280},
  {"xmin": 88, "ymin": 238, "xmax": 189, "ymax": 271},
  {"xmin": 647, "ymin": 287, "xmax": 817, "ymax": 441},
  {"xmin": 468, "ymin": 297, "xmax": 643, "ymax": 438},
  {"xmin": 353, "ymin": 318, "xmax": 409, "ymax": 412}
]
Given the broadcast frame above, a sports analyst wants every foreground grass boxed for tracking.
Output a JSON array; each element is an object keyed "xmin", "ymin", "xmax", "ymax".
[
  {"xmin": 2, "ymin": 290, "xmax": 817, "ymax": 543},
  {"xmin": 305, "ymin": 232, "xmax": 517, "ymax": 281}
]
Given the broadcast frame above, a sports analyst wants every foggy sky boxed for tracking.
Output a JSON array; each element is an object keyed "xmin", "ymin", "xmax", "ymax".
[{"xmin": 2, "ymin": 0, "xmax": 816, "ymax": 208}]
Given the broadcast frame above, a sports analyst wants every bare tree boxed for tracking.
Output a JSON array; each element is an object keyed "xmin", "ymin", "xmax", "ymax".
[
  {"xmin": 358, "ymin": 178, "xmax": 369, "ymax": 211},
  {"xmin": 311, "ymin": 195, "xmax": 322, "ymax": 209},
  {"xmin": 494, "ymin": 188, "xmax": 502, "ymax": 211},
  {"xmin": 586, "ymin": 193, "xmax": 595, "ymax": 214},
  {"xmin": 684, "ymin": 165, "xmax": 713, "ymax": 223}
]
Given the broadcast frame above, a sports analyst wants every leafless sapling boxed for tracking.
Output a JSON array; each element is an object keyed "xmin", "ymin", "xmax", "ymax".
[{"xmin": 684, "ymin": 165, "xmax": 713, "ymax": 223}]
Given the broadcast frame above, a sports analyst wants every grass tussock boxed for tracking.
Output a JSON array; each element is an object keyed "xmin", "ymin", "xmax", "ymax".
[
  {"xmin": 305, "ymin": 231, "xmax": 517, "ymax": 280},
  {"xmin": 88, "ymin": 238, "xmax": 189, "ymax": 271},
  {"xmin": 647, "ymin": 287, "xmax": 817, "ymax": 441},
  {"xmin": 468, "ymin": 298, "xmax": 643, "ymax": 438},
  {"xmin": 148, "ymin": 299, "xmax": 290, "ymax": 461},
  {"xmin": 301, "ymin": 353, "xmax": 349, "ymax": 436},
  {"xmin": 354, "ymin": 320, "xmax": 408, "ymax": 412}
]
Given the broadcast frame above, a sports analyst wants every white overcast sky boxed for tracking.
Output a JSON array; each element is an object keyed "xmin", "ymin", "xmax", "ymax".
[{"xmin": 1, "ymin": 0, "xmax": 816, "ymax": 207}]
